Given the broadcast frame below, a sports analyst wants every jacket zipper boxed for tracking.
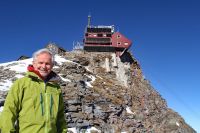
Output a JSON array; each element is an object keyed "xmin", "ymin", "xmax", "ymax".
[
  {"xmin": 43, "ymin": 82, "xmax": 54, "ymax": 133},
  {"xmin": 50, "ymin": 94, "xmax": 53, "ymax": 117},
  {"xmin": 44, "ymin": 83, "xmax": 48, "ymax": 133},
  {"xmin": 40, "ymin": 93, "xmax": 44, "ymax": 116}
]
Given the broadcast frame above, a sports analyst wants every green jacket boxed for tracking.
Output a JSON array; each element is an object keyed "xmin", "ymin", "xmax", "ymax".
[{"xmin": 0, "ymin": 71, "xmax": 67, "ymax": 133}]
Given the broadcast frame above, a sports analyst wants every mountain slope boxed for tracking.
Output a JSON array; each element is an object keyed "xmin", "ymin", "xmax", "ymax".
[{"xmin": 0, "ymin": 48, "xmax": 196, "ymax": 133}]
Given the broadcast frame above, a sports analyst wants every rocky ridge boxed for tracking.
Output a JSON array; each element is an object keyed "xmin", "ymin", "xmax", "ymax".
[{"xmin": 58, "ymin": 50, "xmax": 195, "ymax": 133}]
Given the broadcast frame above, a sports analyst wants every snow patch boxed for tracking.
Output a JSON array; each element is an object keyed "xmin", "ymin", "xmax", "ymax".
[
  {"xmin": 84, "ymin": 74, "xmax": 96, "ymax": 88},
  {"xmin": 86, "ymin": 127, "xmax": 101, "ymax": 132},
  {"xmin": 126, "ymin": 107, "xmax": 135, "ymax": 115},
  {"xmin": 15, "ymin": 74, "xmax": 25, "ymax": 79},
  {"xmin": 68, "ymin": 127, "xmax": 101, "ymax": 133},
  {"xmin": 85, "ymin": 66, "xmax": 92, "ymax": 72},
  {"xmin": 96, "ymin": 75, "xmax": 103, "ymax": 79},
  {"xmin": 0, "ymin": 58, "xmax": 32, "ymax": 73},
  {"xmin": 85, "ymin": 81, "xmax": 93, "ymax": 88},
  {"xmin": 0, "ymin": 80, "xmax": 13, "ymax": 91},
  {"xmin": 68, "ymin": 128, "xmax": 77, "ymax": 133},
  {"xmin": 0, "ymin": 106, "xmax": 4, "ymax": 113},
  {"xmin": 54, "ymin": 55, "xmax": 68, "ymax": 65},
  {"xmin": 59, "ymin": 75, "xmax": 71, "ymax": 82},
  {"xmin": 176, "ymin": 121, "xmax": 180, "ymax": 127}
]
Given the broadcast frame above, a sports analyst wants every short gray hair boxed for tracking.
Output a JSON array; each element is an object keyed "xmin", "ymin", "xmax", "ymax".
[{"xmin": 32, "ymin": 48, "xmax": 55, "ymax": 63}]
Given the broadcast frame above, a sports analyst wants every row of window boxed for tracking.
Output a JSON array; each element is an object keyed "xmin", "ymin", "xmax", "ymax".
[
  {"xmin": 85, "ymin": 38, "xmax": 129, "ymax": 46},
  {"xmin": 117, "ymin": 42, "xmax": 129, "ymax": 45},
  {"xmin": 85, "ymin": 33, "xmax": 122, "ymax": 38},
  {"xmin": 85, "ymin": 38, "xmax": 111, "ymax": 43},
  {"xmin": 86, "ymin": 28, "xmax": 112, "ymax": 33},
  {"xmin": 85, "ymin": 33, "xmax": 112, "ymax": 37}
]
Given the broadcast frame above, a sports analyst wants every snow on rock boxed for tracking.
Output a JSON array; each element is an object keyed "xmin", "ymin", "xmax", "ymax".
[
  {"xmin": 0, "ymin": 58, "xmax": 32, "ymax": 73},
  {"xmin": 0, "ymin": 106, "xmax": 3, "ymax": 113},
  {"xmin": 68, "ymin": 127, "xmax": 101, "ymax": 133},
  {"xmin": 85, "ymin": 127, "xmax": 101, "ymax": 133},
  {"xmin": 0, "ymin": 80, "xmax": 13, "ymax": 91},
  {"xmin": 176, "ymin": 121, "xmax": 180, "ymax": 127},
  {"xmin": 68, "ymin": 128, "xmax": 77, "ymax": 133},
  {"xmin": 15, "ymin": 74, "xmax": 25, "ymax": 79},
  {"xmin": 55, "ymin": 55, "xmax": 72, "ymax": 65},
  {"xmin": 84, "ymin": 74, "xmax": 96, "ymax": 88},
  {"xmin": 59, "ymin": 75, "xmax": 71, "ymax": 82},
  {"xmin": 126, "ymin": 106, "xmax": 135, "ymax": 115},
  {"xmin": 0, "ymin": 55, "xmax": 68, "ymax": 92}
]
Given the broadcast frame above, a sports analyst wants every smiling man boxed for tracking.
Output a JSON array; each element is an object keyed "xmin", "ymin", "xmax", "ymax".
[
  {"xmin": 33, "ymin": 51, "xmax": 53, "ymax": 79},
  {"xmin": 0, "ymin": 48, "xmax": 67, "ymax": 133}
]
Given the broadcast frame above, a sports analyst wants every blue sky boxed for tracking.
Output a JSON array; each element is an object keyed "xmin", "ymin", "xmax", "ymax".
[{"xmin": 0, "ymin": 0, "xmax": 200, "ymax": 132}]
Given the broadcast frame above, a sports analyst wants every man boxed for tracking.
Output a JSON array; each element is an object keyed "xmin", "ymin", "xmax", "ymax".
[{"xmin": 0, "ymin": 48, "xmax": 67, "ymax": 133}]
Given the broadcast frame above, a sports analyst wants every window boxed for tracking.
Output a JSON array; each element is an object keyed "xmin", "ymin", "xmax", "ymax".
[
  {"xmin": 97, "ymin": 34, "xmax": 103, "ymax": 37},
  {"xmin": 117, "ymin": 35, "xmax": 121, "ymax": 38},
  {"xmin": 124, "ymin": 42, "xmax": 129, "ymax": 45},
  {"xmin": 117, "ymin": 42, "xmax": 121, "ymax": 45},
  {"xmin": 107, "ymin": 34, "xmax": 112, "ymax": 37}
]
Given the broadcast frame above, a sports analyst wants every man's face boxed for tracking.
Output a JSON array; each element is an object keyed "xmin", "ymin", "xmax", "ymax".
[{"xmin": 33, "ymin": 52, "xmax": 53, "ymax": 78}]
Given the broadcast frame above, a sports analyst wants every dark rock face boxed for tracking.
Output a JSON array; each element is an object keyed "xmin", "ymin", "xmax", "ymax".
[{"xmin": 0, "ymin": 50, "xmax": 196, "ymax": 133}]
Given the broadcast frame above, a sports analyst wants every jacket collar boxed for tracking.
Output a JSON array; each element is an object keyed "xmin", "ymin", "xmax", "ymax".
[
  {"xmin": 27, "ymin": 65, "xmax": 60, "ymax": 83},
  {"xmin": 27, "ymin": 65, "xmax": 44, "ymax": 80}
]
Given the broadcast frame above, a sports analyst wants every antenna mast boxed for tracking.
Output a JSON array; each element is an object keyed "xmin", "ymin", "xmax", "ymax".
[{"xmin": 88, "ymin": 14, "xmax": 91, "ymax": 27}]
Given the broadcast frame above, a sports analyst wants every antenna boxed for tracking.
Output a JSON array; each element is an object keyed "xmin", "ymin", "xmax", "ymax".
[{"xmin": 88, "ymin": 14, "xmax": 91, "ymax": 27}]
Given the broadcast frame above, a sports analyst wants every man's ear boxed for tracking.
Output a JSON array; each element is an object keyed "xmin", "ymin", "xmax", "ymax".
[{"xmin": 32, "ymin": 61, "xmax": 36, "ymax": 67}]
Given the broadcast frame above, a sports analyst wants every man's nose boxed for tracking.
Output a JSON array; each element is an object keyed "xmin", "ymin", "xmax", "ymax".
[{"xmin": 41, "ymin": 64, "xmax": 46, "ymax": 68}]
